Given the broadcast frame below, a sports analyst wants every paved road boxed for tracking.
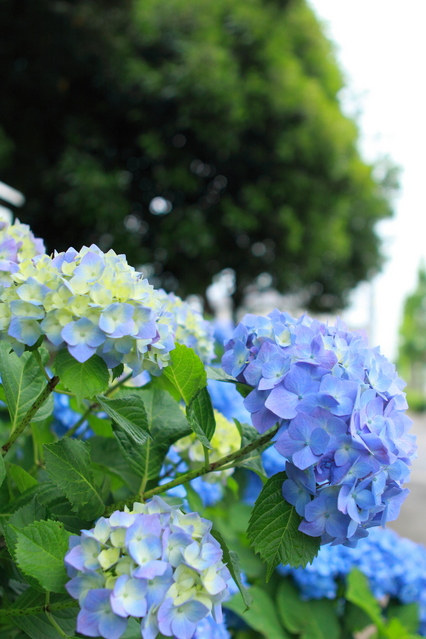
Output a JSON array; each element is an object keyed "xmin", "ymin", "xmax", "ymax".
[{"xmin": 388, "ymin": 412, "xmax": 426, "ymax": 545}]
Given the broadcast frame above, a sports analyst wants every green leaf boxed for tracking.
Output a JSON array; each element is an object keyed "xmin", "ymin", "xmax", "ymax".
[
  {"xmin": 276, "ymin": 579, "xmax": 339, "ymax": 639},
  {"xmin": 224, "ymin": 585, "xmax": 289, "ymax": 639},
  {"xmin": 388, "ymin": 602, "xmax": 419, "ymax": 634},
  {"xmin": 234, "ymin": 420, "xmax": 268, "ymax": 477},
  {"xmin": 8, "ymin": 464, "xmax": 39, "ymax": 493},
  {"xmin": 211, "ymin": 529, "xmax": 252, "ymax": 610},
  {"xmin": 162, "ymin": 343, "xmax": 206, "ymax": 405},
  {"xmin": 0, "ymin": 343, "xmax": 54, "ymax": 431},
  {"xmin": 5, "ymin": 496, "xmax": 47, "ymax": 559},
  {"xmin": 0, "ymin": 454, "xmax": 5, "ymax": 488},
  {"xmin": 346, "ymin": 568, "xmax": 384, "ymax": 631},
  {"xmin": 14, "ymin": 519, "xmax": 71, "ymax": 593},
  {"xmin": 205, "ymin": 366, "xmax": 235, "ymax": 382},
  {"xmin": 111, "ymin": 363, "xmax": 124, "ymax": 381},
  {"xmin": 186, "ymin": 386, "xmax": 215, "ymax": 449},
  {"xmin": 247, "ymin": 472, "xmax": 320, "ymax": 577},
  {"xmin": 90, "ymin": 437, "xmax": 141, "ymax": 492},
  {"xmin": 236, "ymin": 382, "xmax": 253, "ymax": 398},
  {"xmin": 97, "ymin": 393, "xmax": 150, "ymax": 445},
  {"xmin": 10, "ymin": 588, "xmax": 78, "ymax": 638},
  {"xmin": 53, "ymin": 349, "xmax": 109, "ymax": 403},
  {"xmin": 44, "ymin": 439, "xmax": 104, "ymax": 519},
  {"xmin": 114, "ymin": 387, "xmax": 191, "ymax": 481}
]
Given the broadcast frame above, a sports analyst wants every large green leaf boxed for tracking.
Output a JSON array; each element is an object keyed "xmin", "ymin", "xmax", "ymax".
[
  {"xmin": 186, "ymin": 386, "xmax": 216, "ymax": 449},
  {"xmin": 224, "ymin": 586, "xmax": 289, "ymax": 639},
  {"xmin": 247, "ymin": 472, "xmax": 320, "ymax": 577},
  {"xmin": 53, "ymin": 349, "xmax": 109, "ymax": 403},
  {"xmin": 5, "ymin": 496, "xmax": 47, "ymax": 559},
  {"xmin": 97, "ymin": 393, "xmax": 150, "ymax": 445},
  {"xmin": 44, "ymin": 439, "xmax": 104, "ymax": 519},
  {"xmin": 10, "ymin": 588, "xmax": 78, "ymax": 639},
  {"xmin": 0, "ymin": 343, "xmax": 54, "ymax": 431},
  {"xmin": 162, "ymin": 343, "xmax": 206, "ymax": 405},
  {"xmin": 346, "ymin": 569, "xmax": 384, "ymax": 631},
  {"xmin": 277, "ymin": 579, "xmax": 339, "ymax": 639},
  {"xmin": 114, "ymin": 387, "xmax": 191, "ymax": 482},
  {"xmin": 14, "ymin": 519, "xmax": 71, "ymax": 593},
  {"xmin": 211, "ymin": 529, "xmax": 252, "ymax": 610}
]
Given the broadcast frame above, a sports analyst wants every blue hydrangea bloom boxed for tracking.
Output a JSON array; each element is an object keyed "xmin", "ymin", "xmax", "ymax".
[
  {"xmin": 65, "ymin": 497, "xmax": 231, "ymax": 639},
  {"xmin": 278, "ymin": 527, "xmax": 426, "ymax": 636},
  {"xmin": 222, "ymin": 311, "xmax": 417, "ymax": 545}
]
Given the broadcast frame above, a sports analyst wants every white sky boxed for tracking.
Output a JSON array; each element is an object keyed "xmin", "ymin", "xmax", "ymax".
[{"xmin": 308, "ymin": 0, "xmax": 426, "ymax": 361}]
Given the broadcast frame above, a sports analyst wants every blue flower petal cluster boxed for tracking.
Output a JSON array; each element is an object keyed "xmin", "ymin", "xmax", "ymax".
[
  {"xmin": 156, "ymin": 290, "xmax": 215, "ymax": 364},
  {"xmin": 0, "ymin": 218, "xmax": 45, "ymax": 287},
  {"xmin": 65, "ymin": 497, "xmax": 231, "ymax": 639},
  {"xmin": 278, "ymin": 527, "xmax": 426, "ymax": 635},
  {"xmin": 222, "ymin": 310, "xmax": 417, "ymax": 545},
  {"xmin": 0, "ymin": 245, "xmax": 176, "ymax": 376}
]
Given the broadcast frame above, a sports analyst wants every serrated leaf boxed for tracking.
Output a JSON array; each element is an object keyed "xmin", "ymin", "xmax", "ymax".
[
  {"xmin": 53, "ymin": 349, "xmax": 109, "ymax": 404},
  {"xmin": 211, "ymin": 529, "xmax": 252, "ymax": 610},
  {"xmin": 224, "ymin": 585, "xmax": 289, "ymax": 639},
  {"xmin": 14, "ymin": 520, "xmax": 71, "ymax": 593},
  {"xmin": 0, "ymin": 343, "xmax": 54, "ymax": 431},
  {"xmin": 10, "ymin": 588, "xmax": 78, "ymax": 638},
  {"xmin": 90, "ymin": 437, "xmax": 140, "ymax": 492},
  {"xmin": 44, "ymin": 439, "xmax": 104, "ymax": 519},
  {"xmin": 346, "ymin": 568, "xmax": 384, "ymax": 631},
  {"xmin": 5, "ymin": 496, "xmax": 47, "ymax": 559},
  {"xmin": 186, "ymin": 386, "xmax": 215, "ymax": 449},
  {"xmin": 113, "ymin": 387, "xmax": 191, "ymax": 481},
  {"xmin": 8, "ymin": 464, "xmax": 39, "ymax": 493},
  {"xmin": 97, "ymin": 393, "xmax": 150, "ymax": 445},
  {"xmin": 111, "ymin": 363, "xmax": 124, "ymax": 381},
  {"xmin": 205, "ymin": 366, "xmax": 236, "ymax": 382},
  {"xmin": 247, "ymin": 472, "xmax": 320, "ymax": 577},
  {"xmin": 162, "ymin": 343, "xmax": 206, "ymax": 405}
]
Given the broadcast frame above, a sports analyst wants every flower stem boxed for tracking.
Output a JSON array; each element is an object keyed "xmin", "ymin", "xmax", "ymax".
[
  {"xmin": 105, "ymin": 424, "xmax": 279, "ymax": 515},
  {"xmin": 1, "ymin": 375, "xmax": 59, "ymax": 456}
]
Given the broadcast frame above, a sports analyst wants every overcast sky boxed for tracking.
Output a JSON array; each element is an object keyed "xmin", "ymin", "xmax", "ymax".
[{"xmin": 308, "ymin": 0, "xmax": 426, "ymax": 360}]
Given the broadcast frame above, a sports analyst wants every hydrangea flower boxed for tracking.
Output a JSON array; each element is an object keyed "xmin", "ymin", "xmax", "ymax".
[
  {"xmin": 0, "ymin": 245, "xmax": 176, "ymax": 376},
  {"xmin": 156, "ymin": 290, "xmax": 215, "ymax": 364},
  {"xmin": 222, "ymin": 310, "xmax": 417, "ymax": 545},
  {"xmin": 0, "ymin": 219, "xmax": 45, "ymax": 287},
  {"xmin": 65, "ymin": 497, "xmax": 231, "ymax": 639},
  {"xmin": 278, "ymin": 527, "xmax": 426, "ymax": 635}
]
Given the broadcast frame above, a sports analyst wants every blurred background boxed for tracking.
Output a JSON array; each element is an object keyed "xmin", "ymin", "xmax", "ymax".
[{"xmin": 1, "ymin": 0, "xmax": 426, "ymax": 540}]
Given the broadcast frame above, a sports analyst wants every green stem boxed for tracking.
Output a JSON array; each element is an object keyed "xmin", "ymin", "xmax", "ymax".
[
  {"xmin": 0, "ymin": 599, "xmax": 77, "ymax": 619},
  {"xmin": 1, "ymin": 375, "xmax": 59, "ymax": 456},
  {"xmin": 33, "ymin": 349, "xmax": 50, "ymax": 383},
  {"xmin": 203, "ymin": 445, "xmax": 210, "ymax": 467},
  {"xmin": 105, "ymin": 424, "xmax": 279, "ymax": 515},
  {"xmin": 45, "ymin": 593, "xmax": 71, "ymax": 638}
]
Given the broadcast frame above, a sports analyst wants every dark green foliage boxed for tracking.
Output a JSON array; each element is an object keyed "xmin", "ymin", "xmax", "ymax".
[{"xmin": 0, "ymin": 0, "xmax": 395, "ymax": 310}]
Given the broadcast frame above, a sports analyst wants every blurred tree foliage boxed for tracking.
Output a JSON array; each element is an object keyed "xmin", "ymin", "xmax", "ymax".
[
  {"xmin": 0, "ymin": 0, "xmax": 397, "ymax": 309},
  {"xmin": 398, "ymin": 265, "xmax": 426, "ymax": 376}
]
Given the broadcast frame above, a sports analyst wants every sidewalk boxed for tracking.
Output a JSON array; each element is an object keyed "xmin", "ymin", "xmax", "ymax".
[{"xmin": 388, "ymin": 412, "xmax": 426, "ymax": 545}]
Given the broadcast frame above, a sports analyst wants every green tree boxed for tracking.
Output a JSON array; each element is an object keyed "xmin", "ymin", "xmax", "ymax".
[
  {"xmin": 0, "ymin": 0, "xmax": 396, "ymax": 309},
  {"xmin": 398, "ymin": 265, "xmax": 426, "ymax": 398}
]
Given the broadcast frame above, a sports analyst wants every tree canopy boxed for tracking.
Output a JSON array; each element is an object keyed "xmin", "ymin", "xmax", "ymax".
[{"xmin": 0, "ymin": 0, "xmax": 397, "ymax": 309}]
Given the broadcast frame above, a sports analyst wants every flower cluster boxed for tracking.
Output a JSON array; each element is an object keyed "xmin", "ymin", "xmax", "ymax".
[
  {"xmin": 157, "ymin": 290, "xmax": 215, "ymax": 364},
  {"xmin": 0, "ymin": 219, "xmax": 45, "ymax": 287},
  {"xmin": 222, "ymin": 310, "xmax": 417, "ymax": 545},
  {"xmin": 279, "ymin": 527, "xmax": 426, "ymax": 635},
  {"xmin": 0, "ymin": 245, "xmax": 176, "ymax": 376},
  {"xmin": 65, "ymin": 497, "xmax": 231, "ymax": 639}
]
